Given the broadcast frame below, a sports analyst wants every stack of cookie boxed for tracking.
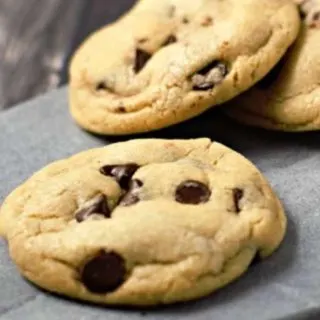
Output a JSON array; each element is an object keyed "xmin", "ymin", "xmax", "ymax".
[
  {"xmin": 225, "ymin": 0, "xmax": 320, "ymax": 131},
  {"xmin": 69, "ymin": 0, "xmax": 304, "ymax": 135},
  {"xmin": 0, "ymin": 0, "xmax": 318, "ymax": 308}
]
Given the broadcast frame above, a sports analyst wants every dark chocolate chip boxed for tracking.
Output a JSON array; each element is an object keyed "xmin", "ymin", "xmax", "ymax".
[
  {"xmin": 119, "ymin": 194, "xmax": 139, "ymax": 207},
  {"xmin": 182, "ymin": 17, "xmax": 190, "ymax": 24},
  {"xmin": 119, "ymin": 179, "xmax": 143, "ymax": 207},
  {"xmin": 192, "ymin": 61, "xmax": 228, "ymax": 91},
  {"xmin": 96, "ymin": 81, "xmax": 108, "ymax": 91},
  {"xmin": 82, "ymin": 251, "xmax": 126, "ymax": 294},
  {"xmin": 134, "ymin": 49, "xmax": 152, "ymax": 73},
  {"xmin": 233, "ymin": 188, "xmax": 244, "ymax": 213},
  {"xmin": 162, "ymin": 35, "xmax": 177, "ymax": 47},
  {"xmin": 75, "ymin": 195, "xmax": 110, "ymax": 222},
  {"xmin": 131, "ymin": 179, "xmax": 143, "ymax": 188},
  {"xmin": 175, "ymin": 180, "xmax": 211, "ymax": 204},
  {"xmin": 138, "ymin": 38, "xmax": 148, "ymax": 44},
  {"xmin": 116, "ymin": 106, "xmax": 126, "ymax": 113},
  {"xmin": 257, "ymin": 57, "xmax": 286, "ymax": 89},
  {"xmin": 299, "ymin": 7, "xmax": 307, "ymax": 19},
  {"xmin": 100, "ymin": 164, "xmax": 139, "ymax": 190},
  {"xmin": 312, "ymin": 11, "xmax": 320, "ymax": 21},
  {"xmin": 310, "ymin": 11, "xmax": 320, "ymax": 27}
]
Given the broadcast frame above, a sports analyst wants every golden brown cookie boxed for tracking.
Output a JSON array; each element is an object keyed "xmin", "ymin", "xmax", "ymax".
[
  {"xmin": 0, "ymin": 139, "xmax": 286, "ymax": 306},
  {"xmin": 69, "ymin": 0, "xmax": 300, "ymax": 135},
  {"xmin": 225, "ymin": 0, "xmax": 320, "ymax": 131}
]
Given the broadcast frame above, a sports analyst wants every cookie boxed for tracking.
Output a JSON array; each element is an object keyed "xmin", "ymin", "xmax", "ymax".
[
  {"xmin": 0, "ymin": 139, "xmax": 286, "ymax": 306},
  {"xmin": 69, "ymin": 0, "xmax": 300, "ymax": 135},
  {"xmin": 224, "ymin": 0, "xmax": 320, "ymax": 131}
]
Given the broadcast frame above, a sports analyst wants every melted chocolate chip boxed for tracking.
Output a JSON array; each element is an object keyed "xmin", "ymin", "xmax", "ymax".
[
  {"xmin": 233, "ymin": 188, "xmax": 244, "ymax": 213},
  {"xmin": 100, "ymin": 164, "xmax": 139, "ymax": 189},
  {"xmin": 75, "ymin": 195, "xmax": 110, "ymax": 222},
  {"xmin": 299, "ymin": 7, "xmax": 307, "ymax": 19},
  {"xmin": 119, "ymin": 179, "xmax": 143, "ymax": 206},
  {"xmin": 162, "ymin": 35, "xmax": 177, "ymax": 47},
  {"xmin": 116, "ymin": 106, "xmax": 126, "ymax": 113},
  {"xmin": 192, "ymin": 61, "xmax": 228, "ymax": 91},
  {"xmin": 134, "ymin": 49, "xmax": 152, "ymax": 73},
  {"xmin": 82, "ymin": 251, "xmax": 126, "ymax": 293},
  {"xmin": 182, "ymin": 17, "xmax": 190, "ymax": 24},
  {"xmin": 257, "ymin": 57, "xmax": 286, "ymax": 89},
  {"xmin": 175, "ymin": 180, "xmax": 211, "ymax": 204},
  {"xmin": 96, "ymin": 81, "xmax": 108, "ymax": 91}
]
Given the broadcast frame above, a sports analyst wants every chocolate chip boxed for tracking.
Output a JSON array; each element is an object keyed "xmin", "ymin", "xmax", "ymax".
[
  {"xmin": 257, "ymin": 57, "xmax": 286, "ymax": 89},
  {"xmin": 81, "ymin": 251, "xmax": 126, "ymax": 294},
  {"xmin": 96, "ymin": 81, "xmax": 107, "ymax": 91},
  {"xmin": 119, "ymin": 179, "xmax": 143, "ymax": 206},
  {"xmin": 134, "ymin": 49, "xmax": 152, "ymax": 73},
  {"xmin": 100, "ymin": 164, "xmax": 139, "ymax": 189},
  {"xmin": 116, "ymin": 106, "xmax": 126, "ymax": 113},
  {"xmin": 182, "ymin": 17, "xmax": 190, "ymax": 24},
  {"xmin": 233, "ymin": 188, "xmax": 243, "ymax": 213},
  {"xmin": 192, "ymin": 61, "xmax": 228, "ymax": 91},
  {"xmin": 119, "ymin": 194, "xmax": 139, "ymax": 207},
  {"xmin": 162, "ymin": 35, "xmax": 177, "ymax": 47},
  {"xmin": 299, "ymin": 7, "xmax": 307, "ymax": 19},
  {"xmin": 175, "ymin": 180, "xmax": 211, "ymax": 204},
  {"xmin": 309, "ymin": 11, "xmax": 320, "ymax": 28},
  {"xmin": 312, "ymin": 11, "xmax": 320, "ymax": 20},
  {"xmin": 131, "ymin": 178, "xmax": 143, "ymax": 188},
  {"xmin": 138, "ymin": 38, "xmax": 148, "ymax": 44},
  {"xmin": 75, "ymin": 195, "xmax": 110, "ymax": 222}
]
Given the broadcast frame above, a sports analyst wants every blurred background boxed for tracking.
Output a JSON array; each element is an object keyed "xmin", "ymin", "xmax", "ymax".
[{"xmin": 0, "ymin": 0, "xmax": 136, "ymax": 111}]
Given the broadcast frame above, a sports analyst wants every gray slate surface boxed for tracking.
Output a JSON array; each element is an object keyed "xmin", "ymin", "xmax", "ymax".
[{"xmin": 1, "ymin": 87, "xmax": 320, "ymax": 319}]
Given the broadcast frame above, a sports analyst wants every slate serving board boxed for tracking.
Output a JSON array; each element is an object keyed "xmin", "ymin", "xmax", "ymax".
[{"xmin": 1, "ymin": 87, "xmax": 320, "ymax": 320}]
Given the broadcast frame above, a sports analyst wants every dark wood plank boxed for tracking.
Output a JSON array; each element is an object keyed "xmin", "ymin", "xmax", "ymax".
[
  {"xmin": 0, "ymin": 0, "xmax": 136, "ymax": 110},
  {"xmin": 0, "ymin": 0, "xmax": 86, "ymax": 110}
]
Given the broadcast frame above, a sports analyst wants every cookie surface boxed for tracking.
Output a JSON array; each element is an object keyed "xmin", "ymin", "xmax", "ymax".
[
  {"xmin": 225, "ymin": 0, "xmax": 320, "ymax": 131},
  {"xmin": 69, "ymin": 0, "xmax": 300, "ymax": 135},
  {"xmin": 0, "ymin": 139, "xmax": 286, "ymax": 306}
]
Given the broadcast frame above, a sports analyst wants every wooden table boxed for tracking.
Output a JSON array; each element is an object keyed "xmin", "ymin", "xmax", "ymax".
[{"xmin": 0, "ymin": 0, "xmax": 136, "ymax": 110}]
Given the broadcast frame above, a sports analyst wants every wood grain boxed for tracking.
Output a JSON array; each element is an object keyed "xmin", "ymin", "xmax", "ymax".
[{"xmin": 0, "ymin": 0, "xmax": 136, "ymax": 110}]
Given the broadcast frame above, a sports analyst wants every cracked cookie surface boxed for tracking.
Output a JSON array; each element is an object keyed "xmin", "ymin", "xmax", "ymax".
[
  {"xmin": 225, "ymin": 0, "xmax": 320, "ymax": 131},
  {"xmin": 69, "ymin": 0, "xmax": 300, "ymax": 135},
  {"xmin": 0, "ymin": 139, "xmax": 286, "ymax": 306}
]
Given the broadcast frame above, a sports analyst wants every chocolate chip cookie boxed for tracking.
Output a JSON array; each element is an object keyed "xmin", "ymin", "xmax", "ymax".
[
  {"xmin": 69, "ymin": 0, "xmax": 300, "ymax": 135},
  {"xmin": 0, "ymin": 139, "xmax": 286, "ymax": 306},
  {"xmin": 225, "ymin": 0, "xmax": 320, "ymax": 131}
]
